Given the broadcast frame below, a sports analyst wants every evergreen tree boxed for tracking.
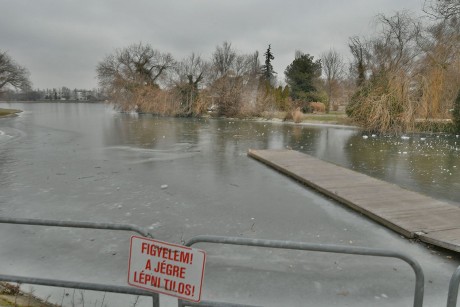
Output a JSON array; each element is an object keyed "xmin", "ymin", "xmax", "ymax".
[
  {"xmin": 261, "ymin": 44, "xmax": 276, "ymax": 82},
  {"xmin": 284, "ymin": 53, "xmax": 322, "ymax": 101},
  {"xmin": 453, "ymin": 89, "xmax": 460, "ymax": 133}
]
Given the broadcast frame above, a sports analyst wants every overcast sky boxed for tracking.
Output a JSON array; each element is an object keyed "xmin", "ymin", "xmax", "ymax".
[{"xmin": 1, "ymin": 0, "xmax": 424, "ymax": 90}]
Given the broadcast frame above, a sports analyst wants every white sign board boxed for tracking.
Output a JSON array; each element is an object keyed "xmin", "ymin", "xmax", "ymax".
[{"xmin": 127, "ymin": 236, "xmax": 206, "ymax": 302}]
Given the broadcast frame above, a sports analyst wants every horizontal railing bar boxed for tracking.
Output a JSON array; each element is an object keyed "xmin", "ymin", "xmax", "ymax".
[
  {"xmin": 0, "ymin": 216, "xmax": 152, "ymax": 237},
  {"xmin": 185, "ymin": 235, "xmax": 424, "ymax": 307},
  {"xmin": 0, "ymin": 274, "xmax": 247, "ymax": 307},
  {"xmin": 0, "ymin": 274, "xmax": 158, "ymax": 297},
  {"xmin": 179, "ymin": 301, "xmax": 262, "ymax": 307}
]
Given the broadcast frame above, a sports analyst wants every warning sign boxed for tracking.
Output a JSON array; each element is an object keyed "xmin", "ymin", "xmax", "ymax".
[{"xmin": 127, "ymin": 236, "xmax": 206, "ymax": 302}]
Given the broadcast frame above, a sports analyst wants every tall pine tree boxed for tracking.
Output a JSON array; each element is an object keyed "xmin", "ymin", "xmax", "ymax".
[{"xmin": 261, "ymin": 44, "xmax": 276, "ymax": 83}]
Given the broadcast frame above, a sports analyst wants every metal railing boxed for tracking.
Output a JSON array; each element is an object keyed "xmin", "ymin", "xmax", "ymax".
[
  {"xmin": 0, "ymin": 217, "xmax": 432, "ymax": 307},
  {"xmin": 184, "ymin": 235, "xmax": 425, "ymax": 307},
  {"xmin": 0, "ymin": 217, "xmax": 250, "ymax": 307}
]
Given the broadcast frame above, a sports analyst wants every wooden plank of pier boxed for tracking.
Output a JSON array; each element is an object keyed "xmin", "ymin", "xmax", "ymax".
[{"xmin": 248, "ymin": 149, "xmax": 460, "ymax": 253}]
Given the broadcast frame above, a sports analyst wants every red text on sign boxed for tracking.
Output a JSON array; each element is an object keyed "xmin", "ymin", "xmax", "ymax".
[
  {"xmin": 153, "ymin": 260, "xmax": 186, "ymax": 278},
  {"xmin": 133, "ymin": 271, "xmax": 161, "ymax": 288},
  {"xmin": 132, "ymin": 271, "xmax": 196, "ymax": 296},
  {"xmin": 141, "ymin": 242, "xmax": 193, "ymax": 264}
]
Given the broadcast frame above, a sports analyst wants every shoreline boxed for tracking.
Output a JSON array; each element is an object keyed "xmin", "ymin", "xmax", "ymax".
[
  {"xmin": 2, "ymin": 103, "xmax": 457, "ymax": 135},
  {"xmin": 0, "ymin": 108, "xmax": 22, "ymax": 118}
]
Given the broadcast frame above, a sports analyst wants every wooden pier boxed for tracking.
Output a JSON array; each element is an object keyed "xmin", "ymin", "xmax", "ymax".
[{"xmin": 248, "ymin": 149, "xmax": 460, "ymax": 253}]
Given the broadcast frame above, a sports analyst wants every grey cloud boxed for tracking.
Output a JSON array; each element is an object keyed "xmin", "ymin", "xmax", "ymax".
[{"xmin": 0, "ymin": 0, "xmax": 422, "ymax": 89}]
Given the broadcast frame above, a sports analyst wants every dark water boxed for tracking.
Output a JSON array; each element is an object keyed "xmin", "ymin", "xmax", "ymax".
[
  {"xmin": 2, "ymin": 102, "xmax": 458, "ymax": 205},
  {"xmin": 0, "ymin": 102, "xmax": 459, "ymax": 307},
  {"xmin": 108, "ymin": 108, "xmax": 460, "ymax": 205},
  {"xmin": 284, "ymin": 126, "xmax": 460, "ymax": 205},
  {"xmin": 111, "ymin": 113, "xmax": 460, "ymax": 205}
]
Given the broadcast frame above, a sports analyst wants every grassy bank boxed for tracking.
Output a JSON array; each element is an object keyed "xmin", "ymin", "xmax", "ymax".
[
  {"xmin": 0, "ymin": 108, "xmax": 21, "ymax": 117},
  {"xmin": 414, "ymin": 119, "xmax": 457, "ymax": 134},
  {"xmin": 300, "ymin": 112, "xmax": 350, "ymax": 124},
  {"xmin": 259, "ymin": 110, "xmax": 351, "ymax": 125},
  {"xmin": 0, "ymin": 283, "xmax": 57, "ymax": 307}
]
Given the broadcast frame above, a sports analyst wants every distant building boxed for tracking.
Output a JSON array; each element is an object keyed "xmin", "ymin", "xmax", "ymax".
[{"xmin": 73, "ymin": 90, "xmax": 87, "ymax": 100}]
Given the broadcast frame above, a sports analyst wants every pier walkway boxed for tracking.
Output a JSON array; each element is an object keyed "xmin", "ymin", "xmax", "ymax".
[{"xmin": 248, "ymin": 149, "xmax": 460, "ymax": 253}]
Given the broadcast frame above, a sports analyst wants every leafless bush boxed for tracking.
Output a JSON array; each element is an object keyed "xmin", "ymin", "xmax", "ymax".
[
  {"xmin": 310, "ymin": 102, "xmax": 326, "ymax": 113},
  {"xmin": 210, "ymin": 76, "xmax": 243, "ymax": 116},
  {"xmin": 348, "ymin": 71, "xmax": 415, "ymax": 133},
  {"xmin": 347, "ymin": 12, "xmax": 420, "ymax": 133},
  {"xmin": 292, "ymin": 108, "xmax": 304, "ymax": 123},
  {"xmin": 132, "ymin": 87, "xmax": 182, "ymax": 116}
]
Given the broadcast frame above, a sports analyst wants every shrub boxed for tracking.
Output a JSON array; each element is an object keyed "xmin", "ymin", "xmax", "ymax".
[
  {"xmin": 292, "ymin": 108, "xmax": 304, "ymax": 123},
  {"xmin": 346, "ymin": 71, "xmax": 414, "ymax": 133},
  {"xmin": 310, "ymin": 102, "xmax": 326, "ymax": 113}
]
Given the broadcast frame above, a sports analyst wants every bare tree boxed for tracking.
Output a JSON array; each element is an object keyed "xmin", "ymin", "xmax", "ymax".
[
  {"xmin": 371, "ymin": 12, "xmax": 421, "ymax": 74},
  {"xmin": 416, "ymin": 16, "xmax": 460, "ymax": 118},
  {"xmin": 233, "ymin": 54, "xmax": 252, "ymax": 77},
  {"xmin": 321, "ymin": 48, "xmax": 344, "ymax": 112},
  {"xmin": 348, "ymin": 36, "xmax": 370, "ymax": 86},
  {"xmin": 174, "ymin": 53, "xmax": 207, "ymax": 86},
  {"xmin": 349, "ymin": 12, "xmax": 420, "ymax": 84},
  {"xmin": 210, "ymin": 41, "xmax": 258, "ymax": 81},
  {"xmin": 247, "ymin": 51, "xmax": 261, "ymax": 77},
  {"xmin": 0, "ymin": 51, "xmax": 31, "ymax": 92},
  {"xmin": 211, "ymin": 41, "xmax": 236, "ymax": 78},
  {"xmin": 424, "ymin": 0, "xmax": 460, "ymax": 19},
  {"xmin": 173, "ymin": 53, "xmax": 209, "ymax": 115},
  {"xmin": 208, "ymin": 42, "xmax": 261, "ymax": 116},
  {"xmin": 347, "ymin": 12, "xmax": 421, "ymax": 133},
  {"xmin": 96, "ymin": 43, "xmax": 175, "ymax": 111},
  {"xmin": 209, "ymin": 42, "xmax": 240, "ymax": 116},
  {"xmin": 96, "ymin": 42, "xmax": 175, "ymax": 91}
]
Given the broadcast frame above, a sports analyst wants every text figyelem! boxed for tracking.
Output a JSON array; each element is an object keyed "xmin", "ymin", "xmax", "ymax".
[{"xmin": 141, "ymin": 242, "xmax": 193, "ymax": 264}]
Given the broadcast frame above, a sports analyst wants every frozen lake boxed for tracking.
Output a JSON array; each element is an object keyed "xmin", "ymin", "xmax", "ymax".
[{"xmin": 0, "ymin": 102, "xmax": 459, "ymax": 306}]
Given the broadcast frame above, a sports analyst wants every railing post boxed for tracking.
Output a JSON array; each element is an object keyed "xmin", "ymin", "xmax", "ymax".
[
  {"xmin": 152, "ymin": 294, "xmax": 160, "ymax": 307},
  {"xmin": 447, "ymin": 266, "xmax": 460, "ymax": 307}
]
